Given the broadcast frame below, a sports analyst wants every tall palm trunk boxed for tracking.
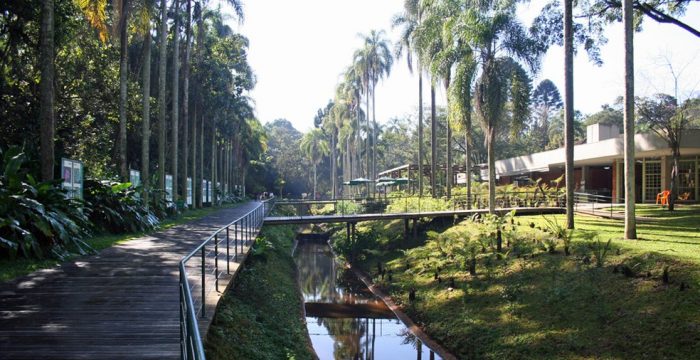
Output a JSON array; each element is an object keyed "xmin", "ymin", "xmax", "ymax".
[
  {"xmin": 195, "ymin": 4, "xmax": 204, "ymax": 207},
  {"xmin": 372, "ymin": 81, "xmax": 377, "ymax": 192},
  {"xmin": 141, "ymin": 31, "xmax": 151, "ymax": 205},
  {"xmin": 564, "ymin": 0, "xmax": 575, "ymax": 228},
  {"xmin": 465, "ymin": 131, "xmax": 471, "ymax": 209},
  {"xmin": 118, "ymin": 0, "xmax": 130, "ymax": 181},
  {"xmin": 669, "ymin": 147, "xmax": 680, "ymax": 211},
  {"xmin": 210, "ymin": 128, "xmax": 216, "ymax": 203},
  {"xmin": 157, "ymin": 0, "xmax": 167, "ymax": 195},
  {"xmin": 430, "ymin": 84, "xmax": 437, "ymax": 198},
  {"xmin": 418, "ymin": 66, "xmax": 424, "ymax": 197},
  {"xmin": 171, "ymin": 0, "xmax": 180, "ymax": 201},
  {"xmin": 366, "ymin": 83, "xmax": 371, "ymax": 179},
  {"xmin": 313, "ymin": 163, "xmax": 317, "ymax": 199},
  {"xmin": 623, "ymin": 0, "xmax": 637, "ymax": 239},
  {"xmin": 487, "ymin": 127, "xmax": 496, "ymax": 214},
  {"xmin": 39, "ymin": 0, "xmax": 55, "ymax": 181},
  {"xmin": 445, "ymin": 79, "xmax": 452, "ymax": 199},
  {"xmin": 331, "ymin": 131, "xmax": 337, "ymax": 199},
  {"xmin": 180, "ymin": 0, "xmax": 191, "ymax": 203}
]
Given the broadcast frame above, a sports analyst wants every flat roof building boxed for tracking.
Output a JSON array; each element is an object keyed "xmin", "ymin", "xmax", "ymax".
[{"xmin": 481, "ymin": 124, "xmax": 700, "ymax": 203}]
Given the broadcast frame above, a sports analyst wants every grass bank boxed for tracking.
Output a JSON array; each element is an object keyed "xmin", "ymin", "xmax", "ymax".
[
  {"xmin": 205, "ymin": 225, "xmax": 315, "ymax": 360},
  {"xmin": 333, "ymin": 205, "xmax": 700, "ymax": 359},
  {"xmin": 0, "ymin": 202, "xmax": 243, "ymax": 282}
]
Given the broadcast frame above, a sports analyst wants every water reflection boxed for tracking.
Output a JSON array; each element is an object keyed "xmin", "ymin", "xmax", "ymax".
[{"xmin": 296, "ymin": 241, "xmax": 440, "ymax": 360}]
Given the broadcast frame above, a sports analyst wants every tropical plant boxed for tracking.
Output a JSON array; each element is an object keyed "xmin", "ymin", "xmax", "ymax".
[
  {"xmin": 300, "ymin": 128, "xmax": 330, "ymax": 199},
  {"xmin": 83, "ymin": 180, "xmax": 160, "ymax": 234},
  {"xmin": 542, "ymin": 216, "xmax": 574, "ymax": 255},
  {"xmin": 0, "ymin": 148, "xmax": 91, "ymax": 260}
]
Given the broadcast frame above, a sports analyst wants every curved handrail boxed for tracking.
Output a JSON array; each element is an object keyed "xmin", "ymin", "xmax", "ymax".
[{"xmin": 179, "ymin": 197, "xmax": 275, "ymax": 360}]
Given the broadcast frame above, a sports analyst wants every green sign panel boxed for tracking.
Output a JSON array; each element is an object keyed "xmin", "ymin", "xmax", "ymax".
[{"xmin": 187, "ymin": 177, "xmax": 193, "ymax": 206}]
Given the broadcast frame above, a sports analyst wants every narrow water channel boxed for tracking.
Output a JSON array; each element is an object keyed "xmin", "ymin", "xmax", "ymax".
[{"xmin": 295, "ymin": 240, "xmax": 441, "ymax": 360}]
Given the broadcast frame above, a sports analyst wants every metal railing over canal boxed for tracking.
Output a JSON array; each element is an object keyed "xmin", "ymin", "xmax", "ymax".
[{"xmin": 179, "ymin": 198, "xmax": 274, "ymax": 360}]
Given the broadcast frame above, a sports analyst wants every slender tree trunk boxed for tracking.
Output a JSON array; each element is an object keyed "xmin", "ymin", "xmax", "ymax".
[
  {"xmin": 199, "ymin": 111, "xmax": 204, "ymax": 205},
  {"xmin": 564, "ymin": 0, "xmax": 575, "ymax": 228},
  {"xmin": 195, "ymin": 5, "xmax": 204, "ymax": 207},
  {"xmin": 118, "ymin": 0, "xmax": 130, "ymax": 181},
  {"xmin": 487, "ymin": 127, "xmax": 496, "ymax": 214},
  {"xmin": 669, "ymin": 147, "xmax": 680, "ymax": 211},
  {"xmin": 331, "ymin": 131, "xmax": 337, "ymax": 199},
  {"xmin": 623, "ymin": 0, "xmax": 637, "ymax": 239},
  {"xmin": 211, "ymin": 128, "xmax": 216, "ymax": 204},
  {"xmin": 372, "ymin": 81, "xmax": 377, "ymax": 192},
  {"xmin": 313, "ymin": 164, "xmax": 317, "ymax": 199},
  {"xmin": 445, "ymin": 80, "xmax": 452, "ymax": 199},
  {"xmin": 157, "ymin": 0, "xmax": 167, "ymax": 195},
  {"xmin": 418, "ymin": 67, "xmax": 424, "ymax": 197},
  {"xmin": 171, "ymin": 0, "xmax": 180, "ymax": 201},
  {"xmin": 366, "ymin": 85, "xmax": 371, "ymax": 180},
  {"xmin": 430, "ymin": 84, "xmax": 437, "ymax": 198},
  {"xmin": 465, "ymin": 131, "xmax": 471, "ymax": 209},
  {"xmin": 180, "ymin": 0, "xmax": 191, "ymax": 203},
  {"xmin": 39, "ymin": 0, "xmax": 55, "ymax": 181},
  {"xmin": 192, "ymin": 92, "xmax": 198, "ymax": 207},
  {"xmin": 141, "ymin": 31, "xmax": 151, "ymax": 206}
]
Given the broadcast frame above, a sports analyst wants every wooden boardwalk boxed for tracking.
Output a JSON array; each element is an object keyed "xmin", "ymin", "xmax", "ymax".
[
  {"xmin": 0, "ymin": 201, "xmax": 260, "ymax": 360},
  {"xmin": 264, "ymin": 207, "xmax": 565, "ymax": 225}
]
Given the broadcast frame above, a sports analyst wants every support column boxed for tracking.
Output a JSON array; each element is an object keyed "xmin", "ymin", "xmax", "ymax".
[
  {"xmin": 581, "ymin": 165, "xmax": 589, "ymax": 192},
  {"xmin": 412, "ymin": 218, "xmax": 418, "ymax": 241},
  {"xmin": 404, "ymin": 218, "xmax": 409, "ymax": 241}
]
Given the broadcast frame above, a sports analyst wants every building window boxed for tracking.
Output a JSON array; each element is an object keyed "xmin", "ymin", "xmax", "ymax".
[
  {"xmin": 643, "ymin": 160, "xmax": 661, "ymax": 202},
  {"xmin": 678, "ymin": 159, "xmax": 696, "ymax": 200}
]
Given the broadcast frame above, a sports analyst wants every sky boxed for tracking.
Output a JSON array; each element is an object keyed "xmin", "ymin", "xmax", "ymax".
[{"xmin": 220, "ymin": 0, "xmax": 700, "ymax": 133}]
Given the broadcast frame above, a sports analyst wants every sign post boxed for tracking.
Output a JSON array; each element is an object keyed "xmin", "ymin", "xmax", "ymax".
[{"xmin": 165, "ymin": 174, "xmax": 173, "ymax": 202}]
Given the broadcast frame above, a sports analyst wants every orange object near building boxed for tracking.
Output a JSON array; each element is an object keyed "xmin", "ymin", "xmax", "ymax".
[{"xmin": 656, "ymin": 190, "xmax": 670, "ymax": 205}]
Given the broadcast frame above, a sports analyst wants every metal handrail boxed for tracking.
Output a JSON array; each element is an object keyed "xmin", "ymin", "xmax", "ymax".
[
  {"xmin": 179, "ymin": 197, "xmax": 275, "ymax": 360},
  {"xmin": 572, "ymin": 191, "xmax": 617, "ymax": 217}
]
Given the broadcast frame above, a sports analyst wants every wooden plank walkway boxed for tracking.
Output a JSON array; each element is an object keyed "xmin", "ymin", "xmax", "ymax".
[
  {"xmin": 264, "ymin": 207, "xmax": 565, "ymax": 225},
  {"xmin": 0, "ymin": 201, "xmax": 261, "ymax": 360}
]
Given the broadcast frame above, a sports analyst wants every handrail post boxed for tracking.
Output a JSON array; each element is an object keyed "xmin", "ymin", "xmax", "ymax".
[
  {"xmin": 234, "ymin": 222, "xmax": 238, "ymax": 261},
  {"xmin": 226, "ymin": 226, "xmax": 230, "ymax": 274},
  {"xmin": 215, "ymin": 233, "xmax": 219, "ymax": 292},
  {"xmin": 201, "ymin": 245, "xmax": 206, "ymax": 318}
]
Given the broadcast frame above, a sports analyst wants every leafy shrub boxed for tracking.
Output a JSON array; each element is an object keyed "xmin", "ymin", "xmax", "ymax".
[
  {"xmin": 581, "ymin": 231, "xmax": 611, "ymax": 267},
  {"xmin": 0, "ymin": 147, "xmax": 91, "ymax": 259},
  {"xmin": 542, "ymin": 216, "xmax": 574, "ymax": 255},
  {"xmin": 84, "ymin": 180, "xmax": 160, "ymax": 234},
  {"xmin": 335, "ymin": 200, "xmax": 363, "ymax": 215}
]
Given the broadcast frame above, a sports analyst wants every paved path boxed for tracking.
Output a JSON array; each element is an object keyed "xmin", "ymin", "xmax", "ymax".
[{"xmin": 0, "ymin": 201, "xmax": 260, "ymax": 360}]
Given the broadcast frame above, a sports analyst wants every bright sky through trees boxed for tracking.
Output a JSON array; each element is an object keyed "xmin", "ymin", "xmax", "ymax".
[{"xmin": 223, "ymin": 0, "xmax": 700, "ymax": 132}]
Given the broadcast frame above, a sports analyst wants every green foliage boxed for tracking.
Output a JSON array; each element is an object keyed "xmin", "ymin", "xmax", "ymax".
[
  {"xmin": 83, "ymin": 179, "xmax": 159, "ymax": 234},
  {"xmin": 581, "ymin": 231, "xmax": 612, "ymax": 268},
  {"xmin": 335, "ymin": 200, "xmax": 363, "ymax": 215},
  {"xmin": 205, "ymin": 225, "xmax": 314, "ymax": 360},
  {"xmin": 0, "ymin": 147, "xmax": 91, "ymax": 260},
  {"xmin": 542, "ymin": 215, "xmax": 574, "ymax": 255}
]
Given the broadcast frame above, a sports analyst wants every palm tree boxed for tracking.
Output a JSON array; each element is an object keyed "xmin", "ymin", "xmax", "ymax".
[
  {"xmin": 564, "ymin": 0, "xmax": 575, "ymax": 228},
  {"xmin": 157, "ymin": 0, "xmax": 168, "ymax": 197},
  {"xmin": 623, "ymin": 0, "xmax": 637, "ymax": 239},
  {"xmin": 180, "ymin": 0, "xmax": 192, "ymax": 204},
  {"xmin": 117, "ymin": 0, "xmax": 130, "ymax": 180},
  {"xmin": 449, "ymin": 5, "xmax": 540, "ymax": 214},
  {"xmin": 300, "ymin": 129, "xmax": 330, "ymax": 199},
  {"xmin": 39, "ymin": 0, "xmax": 55, "ymax": 181},
  {"xmin": 355, "ymin": 30, "xmax": 393, "ymax": 186},
  {"xmin": 171, "ymin": 0, "xmax": 180, "ymax": 202},
  {"xmin": 137, "ymin": 3, "xmax": 154, "ymax": 205},
  {"xmin": 393, "ymin": 0, "xmax": 423, "ymax": 196}
]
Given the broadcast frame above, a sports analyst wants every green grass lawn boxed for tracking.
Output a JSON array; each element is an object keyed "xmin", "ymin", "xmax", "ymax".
[
  {"xmin": 344, "ymin": 207, "xmax": 700, "ymax": 359},
  {"xmin": 0, "ymin": 203, "xmax": 243, "ymax": 283}
]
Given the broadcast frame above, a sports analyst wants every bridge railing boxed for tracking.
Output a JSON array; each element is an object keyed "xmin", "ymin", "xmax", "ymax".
[
  {"xmin": 572, "ymin": 192, "xmax": 616, "ymax": 217},
  {"xmin": 273, "ymin": 192, "xmax": 565, "ymax": 216},
  {"xmin": 179, "ymin": 197, "xmax": 275, "ymax": 360}
]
